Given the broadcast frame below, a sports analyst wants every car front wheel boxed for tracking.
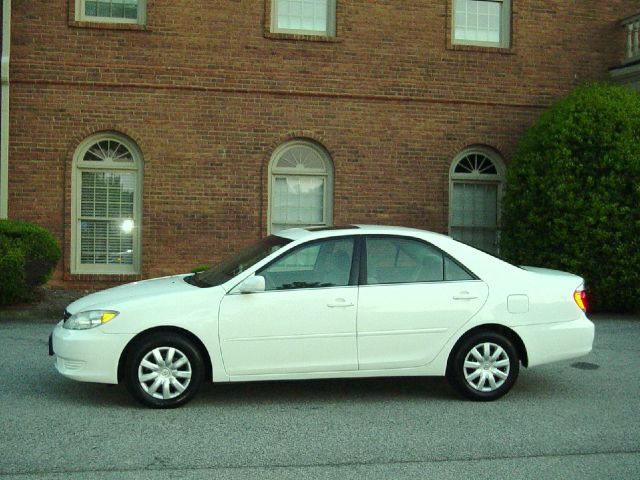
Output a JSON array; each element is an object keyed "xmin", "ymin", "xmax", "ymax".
[
  {"xmin": 124, "ymin": 334, "xmax": 204, "ymax": 408},
  {"xmin": 448, "ymin": 332, "xmax": 519, "ymax": 401}
]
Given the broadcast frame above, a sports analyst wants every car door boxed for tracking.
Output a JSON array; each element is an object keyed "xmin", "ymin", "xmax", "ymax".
[
  {"xmin": 357, "ymin": 236, "xmax": 488, "ymax": 370},
  {"xmin": 219, "ymin": 237, "xmax": 358, "ymax": 376}
]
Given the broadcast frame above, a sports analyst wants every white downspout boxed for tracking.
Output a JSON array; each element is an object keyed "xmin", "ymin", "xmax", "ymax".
[{"xmin": 1, "ymin": 0, "xmax": 11, "ymax": 218}]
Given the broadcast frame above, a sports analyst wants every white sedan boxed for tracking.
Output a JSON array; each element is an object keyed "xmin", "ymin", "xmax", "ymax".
[{"xmin": 50, "ymin": 225, "xmax": 594, "ymax": 408}]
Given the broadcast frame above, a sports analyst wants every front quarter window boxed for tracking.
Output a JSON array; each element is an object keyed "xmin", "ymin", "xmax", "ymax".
[{"xmin": 187, "ymin": 236, "xmax": 291, "ymax": 288}]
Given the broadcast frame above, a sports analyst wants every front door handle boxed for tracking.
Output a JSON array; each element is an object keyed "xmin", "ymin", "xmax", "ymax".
[{"xmin": 327, "ymin": 298, "xmax": 354, "ymax": 308}]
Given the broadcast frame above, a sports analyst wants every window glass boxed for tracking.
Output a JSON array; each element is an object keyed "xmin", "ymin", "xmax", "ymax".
[
  {"xmin": 272, "ymin": 176, "xmax": 325, "ymax": 232},
  {"xmin": 269, "ymin": 140, "xmax": 333, "ymax": 233},
  {"xmin": 74, "ymin": 135, "xmax": 142, "ymax": 274},
  {"xmin": 444, "ymin": 256, "xmax": 474, "ymax": 281},
  {"xmin": 366, "ymin": 237, "xmax": 444, "ymax": 285},
  {"xmin": 449, "ymin": 149, "xmax": 504, "ymax": 254},
  {"xmin": 260, "ymin": 238, "xmax": 354, "ymax": 290},
  {"xmin": 450, "ymin": 182, "xmax": 499, "ymax": 253},
  {"xmin": 453, "ymin": 0, "xmax": 509, "ymax": 47},
  {"xmin": 274, "ymin": 0, "xmax": 335, "ymax": 35},
  {"xmin": 82, "ymin": 0, "xmax": 142, "ymax": 23},
  {"xmin": 79, "ymin": 171, "xmax": 136, "ymax": 266}
]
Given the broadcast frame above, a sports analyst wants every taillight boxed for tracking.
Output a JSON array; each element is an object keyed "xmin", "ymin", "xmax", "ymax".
[{"xmin": 573, "ymin": 288, "xmax": 587, "ymax": 312}]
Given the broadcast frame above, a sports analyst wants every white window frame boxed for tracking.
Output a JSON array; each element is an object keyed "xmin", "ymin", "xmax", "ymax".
[
  {"xmin": 448, "ymin": 146, "xmax": 505, "ymax": 253},
  {"xmin": 71, "ymin": 132, "xmax": 143, "ymax": 275},
  {"xmin": 271, "ymin": 0, "xmax": 337, "ymax": 36},
  {"xmin": 76, "ymin": 0, "xmax": 147, "ymax": 25},
  {"xmin": 268, "ymin": 139, "xmax": 334, "ymax": 234},
  {"xmin": 452, "ymin": 0, "xmax": 511, "ymax": 48}
]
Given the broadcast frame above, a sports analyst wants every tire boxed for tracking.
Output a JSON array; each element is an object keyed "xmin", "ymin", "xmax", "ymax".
[
  {"xmin": 124, "ymin": 333, "xmax": 204, "ymax": 408},
  {"xmin": 447, "ymin": 331, "xmax": 520, "ymax": 401}
]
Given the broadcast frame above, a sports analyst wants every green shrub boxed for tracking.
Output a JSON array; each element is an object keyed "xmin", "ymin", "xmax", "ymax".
[
  {"xmin": 191, "ymin": 264, "xmax": 210, "ymax": 273},
  {"xmin": 0, "ymin": 219, "xmax": 61, "ymax": 305},
  {"xmin": 501, "ymin": 83, "xmax": 640, "ymax": 313}
]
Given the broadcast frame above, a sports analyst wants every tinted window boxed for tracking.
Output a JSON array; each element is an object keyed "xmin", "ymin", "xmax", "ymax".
[
  {"xmin": 366, "ymin": 237, "xmax": 444, "ymax": 284},
  {"xmin": 444, "ymin": 256, "xmax": 474, "ymax": 281},
  {"xmin": 260, "ymin": 238, "xmax": 354, "ymax": 290},
  {"xmin": 365, "ymin": 237, "xmax": 475, "ymax": 284}
]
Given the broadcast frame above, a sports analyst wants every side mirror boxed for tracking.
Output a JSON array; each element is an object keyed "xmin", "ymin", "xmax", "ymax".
[{"xmin": 237, "ymin": 275, "xmax": 266, "ymax": 294}]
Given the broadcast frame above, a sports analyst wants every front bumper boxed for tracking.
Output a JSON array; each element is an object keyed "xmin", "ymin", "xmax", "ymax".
[
  {"xmin": 513, "ymin": 315, "xmax": 595, "ymax": 368},
  {"xmin": 51, "ymin": 321, "xmax": 134, "ymax": 384}
]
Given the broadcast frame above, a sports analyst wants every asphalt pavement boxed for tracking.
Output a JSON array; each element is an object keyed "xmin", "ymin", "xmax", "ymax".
[{"xmin": 0, "ymin": 317, "xmax": 638, "ymax": 479}]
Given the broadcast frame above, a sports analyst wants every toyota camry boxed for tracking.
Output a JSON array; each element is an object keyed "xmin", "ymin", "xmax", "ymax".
[{"xmin": 50, "ymin": 225, "xmax": 594, "ymax": 408}]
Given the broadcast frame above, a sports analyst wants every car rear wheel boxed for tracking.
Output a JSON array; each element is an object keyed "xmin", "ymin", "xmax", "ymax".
[
  {"xmin": 448, "ymin": 331, "xmax": 519, "ymax": 401},
  {"xmin": 124, "ymin": 334, "xmax": 204, "ymax": 408}
]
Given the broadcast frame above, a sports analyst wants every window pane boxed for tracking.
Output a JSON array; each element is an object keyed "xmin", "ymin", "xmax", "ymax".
[
  {"xmin": 80, "ymin": 171, "xmax": 136, "ymax": 218},
  {"xmin": 451, "ymin": 182, "xmax": 498, "ymax": 253},
  {"xmin": 451, "ymin": 226, "xmax": 496, "ymax": 253},
  {"xmin": 79, "ymin": 219, "xmax": 134, "ymax": 265},
  {"xmin": 111, "ymin": 2, "xmax": 124, "ymax": 18},
  {"xmin": 260, "ymin": 238, "xmax": 354, "ymax": 290},
  {"xmin": 274, "ymin": 144, "xmax": 327, "ymax": 173},
  {"xmin": 454, "ymin": 0, "xmax": 503, "ymax": 44},
  {"xmin": 276, "ymin": 0, "xmax": 330, "ymax": 33},
  {"xmin": 96, "ymin": 2, "xmax": 111, "ymax": 17},
  {"xmin": 272, "ymin": 176, "xmax": 324, "ymax": 227},
  {"xmin": 366, "ymin": 237, "xmax": 444, "ymax": 285},
  {"xmin": 79, "ymin": 170, "xmax": 136, "ymax": 266},
  {"xmin": 85, "ymin": 0, "xmax": 138, "ymax": 20},
  {"xmin": 85, "ymin": 1, "xmax": 98, "ymax": 16}
]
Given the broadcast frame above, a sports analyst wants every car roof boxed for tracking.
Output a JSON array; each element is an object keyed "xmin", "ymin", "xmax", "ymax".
[{"xmin": 276, "ymin": 225, "xmax": 450, "ymax": 242}]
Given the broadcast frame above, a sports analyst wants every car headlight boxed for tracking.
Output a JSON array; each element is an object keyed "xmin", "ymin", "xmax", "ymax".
[{"xmin": 63, "ymin": 310, "xmax": 119, "ymax": 330}]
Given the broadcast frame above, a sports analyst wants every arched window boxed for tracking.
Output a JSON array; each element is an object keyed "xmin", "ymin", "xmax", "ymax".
[
  {"xmin": 72, "ymin": 133, "xmax": 143, "ymax": 274},
  {"xmin": 268, "ymin": 140, "xmax": 334, "ymax": 233},
  {"xmin": 449, "ymin": 147, "xmax": 505, "ymax": 254}
]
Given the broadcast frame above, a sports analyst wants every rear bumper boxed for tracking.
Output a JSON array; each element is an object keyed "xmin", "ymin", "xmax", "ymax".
[
  {"xmin": 51, "ymin": 321, "xmax": 134, "ymax": 384},
  {"xmin": 513, "ymin": 315, "xmax": 595, "ymax": 368}
]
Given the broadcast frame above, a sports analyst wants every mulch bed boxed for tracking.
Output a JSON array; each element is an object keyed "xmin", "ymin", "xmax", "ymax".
[{"xmin": 0, "ymin": 287, "xmax": 88, "ymax": 323}]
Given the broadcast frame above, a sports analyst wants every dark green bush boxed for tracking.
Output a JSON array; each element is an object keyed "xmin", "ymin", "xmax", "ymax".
[
  {"xmin": 0, "ymin": 219, "xmax": 61, "ymax": 305},
  {"xmin": 501, "ymin": 83, "xmax": 640, "ymax": 313}
]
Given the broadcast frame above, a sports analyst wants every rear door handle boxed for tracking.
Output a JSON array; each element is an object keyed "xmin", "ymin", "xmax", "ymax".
[
  {"xmin": 327, "ymin": 298, "xmax": 354, "ymax": 308},
  {"xmin": 453, "ymin": 291, "xmax": 478, "ymax": 300}
]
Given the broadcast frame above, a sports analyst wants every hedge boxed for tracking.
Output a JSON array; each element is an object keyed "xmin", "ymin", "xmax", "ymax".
[
  {"xmin": 500, "ymin": 83, "xmax": 640, "ymax": 313},
  {"xmin": 0, "ymin": 219, "xmax": 61, "ymax": 305}
]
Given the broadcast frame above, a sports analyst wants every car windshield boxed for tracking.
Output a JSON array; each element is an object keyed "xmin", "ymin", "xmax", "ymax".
[{"xmin": 185, "ymin": 235, "xmax": 292, "ymax": 288}]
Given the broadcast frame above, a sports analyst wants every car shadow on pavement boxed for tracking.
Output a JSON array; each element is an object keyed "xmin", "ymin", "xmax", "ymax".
[
  {"xmin": 194, "ymin": 377, "xmax": 459, "ymax": 407},
  {"xmin": 40, "ymin": 369, "xmax": 583, "ymax": 408},
  {"xmin": 41, "ymin": 376, "xmax": 459, "ymax": 409}
]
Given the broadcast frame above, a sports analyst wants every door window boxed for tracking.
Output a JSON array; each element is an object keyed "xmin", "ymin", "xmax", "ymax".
[
  {"xmin": 259, "ymin": 238, "xmax": 354, "ymax": 290},
  {"xmin": 366, "ymin": 237, "xmax": 473, "ymax": 284}
]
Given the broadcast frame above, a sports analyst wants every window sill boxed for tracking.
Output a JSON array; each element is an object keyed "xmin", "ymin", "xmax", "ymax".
[
  {"xmin": 65, "ymin": 272, "xmax": 143, "ymax": 281},
  {"xmin": 264, "ymin": 31, "xmax": 341, "ymax": 43},
  {"xmin": 68, "ymin": 20, "xmax": 149, "ymax": 31},
  {"xmin": 449, "ymin": 43, "xmax": 515, "ymax": 55}
]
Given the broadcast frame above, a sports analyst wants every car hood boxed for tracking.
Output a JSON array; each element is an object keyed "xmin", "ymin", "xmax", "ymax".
[{"xmin": 66, "ymin": 274, "xmax": 198, "ymax": 314}]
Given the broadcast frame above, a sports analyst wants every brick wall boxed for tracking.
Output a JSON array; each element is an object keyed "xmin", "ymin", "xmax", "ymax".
[{"xmin": 7, "ymin": 0, "xmax": 635, "ymax": 288}]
